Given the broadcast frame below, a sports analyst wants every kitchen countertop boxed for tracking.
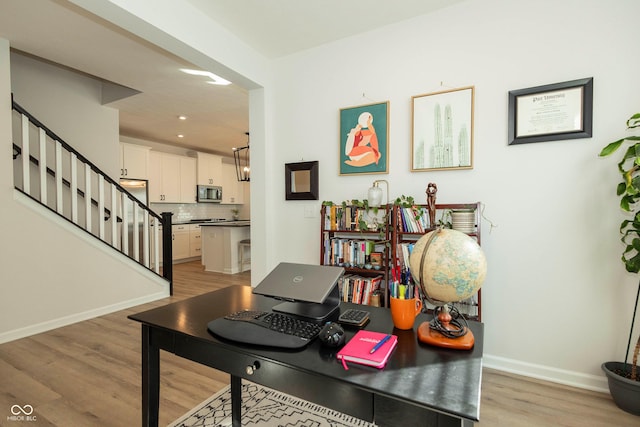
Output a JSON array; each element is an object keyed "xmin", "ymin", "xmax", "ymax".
[
  {"xmin": 172, "ymin": 219, "xmax": 248, "ymax": 225},
  {"xmin": 199, "ymin": 220, "xmax": 250, "ymax": 227}
]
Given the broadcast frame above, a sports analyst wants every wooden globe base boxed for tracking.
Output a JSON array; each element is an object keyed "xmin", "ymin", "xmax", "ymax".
[{"xmin": 417, "ymin": 321, "xmax": 475, "ymax": 350}]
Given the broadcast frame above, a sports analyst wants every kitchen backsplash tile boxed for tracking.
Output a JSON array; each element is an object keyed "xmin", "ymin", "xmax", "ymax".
[{"xmin": 150, "ymin": 203, "xmax": 240, "ymax": 222}]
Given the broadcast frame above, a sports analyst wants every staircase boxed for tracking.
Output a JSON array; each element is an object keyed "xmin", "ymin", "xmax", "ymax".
[{"xmin": 11, "ymin": 98, "xmax": 174, "ymax": 290}]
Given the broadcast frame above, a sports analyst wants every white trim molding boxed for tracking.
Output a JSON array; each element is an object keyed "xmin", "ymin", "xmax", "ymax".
[{"xmin": 484, "ymin": 354, "xmax": 608, "ymax": 393}]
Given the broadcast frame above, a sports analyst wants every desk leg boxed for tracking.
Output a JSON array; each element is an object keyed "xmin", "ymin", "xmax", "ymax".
[
  {"xmin": 231, "ymin": 375, "xmax": 242, "ymax": 427},
  {"xmin": 142, "ymin": 324, "xmax": 160, "ymax": 427}
]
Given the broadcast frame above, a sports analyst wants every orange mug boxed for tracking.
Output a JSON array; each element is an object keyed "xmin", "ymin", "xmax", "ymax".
[{"xmin": 390, "ymin": 297, "xmax": 423, "ymax": 330}]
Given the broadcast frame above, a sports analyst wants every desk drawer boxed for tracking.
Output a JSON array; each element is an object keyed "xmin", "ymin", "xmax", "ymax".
[{"xmin": 173, "ymin": 336, "xmax": 373, "ymax": 421}]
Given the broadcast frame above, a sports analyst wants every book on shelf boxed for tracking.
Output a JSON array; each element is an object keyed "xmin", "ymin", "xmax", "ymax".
[
  {"xmin": 396, "ymin": 242, "xmax": 415, "ymax": 271},
  {"xmin": 337, "ymin": 330, "xmax": 398, "ymax": 370},
  {"xmin": 322, "ymin": 236, "xmax": 380, "ymax": 268},
  {"xmin": 398, "ymin": 206, "xmax": 430, "ymax": 233},
  {"xmin": 339, "ymin": 274, "xmax": 382, "ymax": 305},
  {"xmin": 324, "ymin": 205, "xmax": 384, "ymax": 231}
]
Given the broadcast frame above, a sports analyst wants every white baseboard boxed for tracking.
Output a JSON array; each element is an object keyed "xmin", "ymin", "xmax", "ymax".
[
  {"xmin": 0, "ymin": 290, "xmax": 168, "ymax": 344},
  {"xmin": 484, "ymin": 354, "xmax": 609, "ymax": 393}
]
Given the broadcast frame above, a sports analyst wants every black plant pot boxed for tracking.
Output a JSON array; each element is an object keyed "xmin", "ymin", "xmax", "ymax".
[{"xmin": 602, "ymin": 362, "xmax": 640, "ymax": 416}]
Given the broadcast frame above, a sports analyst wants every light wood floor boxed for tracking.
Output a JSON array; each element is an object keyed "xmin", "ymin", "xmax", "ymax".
[{"xmin": 1, "ymin": 261, "xmax": 637, "ymax": 426}]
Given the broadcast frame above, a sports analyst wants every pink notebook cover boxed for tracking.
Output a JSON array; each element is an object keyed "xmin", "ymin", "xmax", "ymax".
[{"xmin": 337, "ymin": 330, "xmax": 398, "ymax": 370}]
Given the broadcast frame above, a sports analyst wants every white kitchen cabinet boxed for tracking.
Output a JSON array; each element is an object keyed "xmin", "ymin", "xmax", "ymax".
[
  {"xmin": 172, "ymin": 224, "xmax": 190, "ymax": 260},
  {"xmin": 120, "ymin": 143, "xmax": 150, "ymax": 179},
  {"xmin": 221, "ymin": 162, "xmax": 244, "ymax": 204},
  {"xmin": 149, "ymin": 151, "xmax": 196, "ymax": 203},
  {"xmin": 197, "ymin": 152, "xmax": 223, "ymax": 186},
  {"xmin": 189, "ymin": 223, "xmax": 201, "ymax": 257},
  {"xmin": 153, "ymin": 223, "xmax": 201, "ymax": 264},
  {"xmin": 180, "ymin": 156, "xmax": 196, "ymax": 203}
]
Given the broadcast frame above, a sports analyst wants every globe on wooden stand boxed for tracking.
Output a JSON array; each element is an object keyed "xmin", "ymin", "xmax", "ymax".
[{"xmin": 409, "ymin": 227, "xmax": 486, "ymax": 350}]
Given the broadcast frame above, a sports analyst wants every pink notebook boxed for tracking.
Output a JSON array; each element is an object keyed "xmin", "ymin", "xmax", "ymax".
[{"xmin": 337, "ymin": 330, "xmax": 398, "ymax": 370}]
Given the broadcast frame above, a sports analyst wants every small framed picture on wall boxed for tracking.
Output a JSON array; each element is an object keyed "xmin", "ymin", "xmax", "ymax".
[
  {"xmin": 339, "ymin": 101, "xmax": 389, "ymax": 175},
  {"xmin": 507, "ymin": 77, "xmax": 593, "ymax": 145},
  {"xmin": 412, "ymin": 86, "xmax": 474, "ymax": 172}
]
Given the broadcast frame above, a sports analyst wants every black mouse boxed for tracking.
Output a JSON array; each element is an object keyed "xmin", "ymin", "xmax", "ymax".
[{"xmin": 318, "ymin": 322, "xmax": 345, "ymax": 347}]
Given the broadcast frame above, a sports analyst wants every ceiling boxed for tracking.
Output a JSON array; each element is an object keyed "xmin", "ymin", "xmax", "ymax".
[{"xmin": 0, "ymin": 0, "xmax": 461, "ymax": 157}]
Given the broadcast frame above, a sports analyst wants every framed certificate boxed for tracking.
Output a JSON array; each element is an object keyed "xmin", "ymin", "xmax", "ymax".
[{"xmin": 508, "ymin": 77, "xmax": 593, "ymax": 145}]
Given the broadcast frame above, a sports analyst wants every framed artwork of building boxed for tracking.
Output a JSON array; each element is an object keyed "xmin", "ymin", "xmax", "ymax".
[{"xmin": 411, "ymin": 86, "xmax": 474, "ymax": 172}]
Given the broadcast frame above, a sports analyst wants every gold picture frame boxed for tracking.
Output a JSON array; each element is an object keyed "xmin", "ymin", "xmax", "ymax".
[{"xmin": 411, "ymin": 86, "xmax": 474, "ymax": 171}]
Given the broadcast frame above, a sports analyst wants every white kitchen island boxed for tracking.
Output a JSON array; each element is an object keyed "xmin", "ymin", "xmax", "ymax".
[{"xmin": 200, "ymin": 221, "xmax": 250, "ymax": 274}]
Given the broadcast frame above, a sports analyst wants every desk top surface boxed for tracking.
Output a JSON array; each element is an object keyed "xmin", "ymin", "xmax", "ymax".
[{"xmin": 129, "ymin": 285, "xmax": 483, "ymax": 421}]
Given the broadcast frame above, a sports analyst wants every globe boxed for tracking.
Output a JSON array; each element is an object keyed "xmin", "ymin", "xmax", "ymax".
[
  {"xmin": 408, "ymin": 227, "xmax": 486, "ymax": 349},
  {"xmin": 409, "ymin": 228, "xmax": 486, "ymax": 305}
]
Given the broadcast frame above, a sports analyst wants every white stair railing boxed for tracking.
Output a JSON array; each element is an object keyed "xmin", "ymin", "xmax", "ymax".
[{"xmin": 11, "ymin": 100, "xmax": 168, "ymax": 280}]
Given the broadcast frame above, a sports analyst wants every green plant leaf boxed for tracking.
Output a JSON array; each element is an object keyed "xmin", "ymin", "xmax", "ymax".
[
  {"xmin": 627, "ymin": 113, "xmax": 640, "ymax": 128},
  {"xmin": 600, "ymin": 139, "xmax": 624, "ymax": 156}
]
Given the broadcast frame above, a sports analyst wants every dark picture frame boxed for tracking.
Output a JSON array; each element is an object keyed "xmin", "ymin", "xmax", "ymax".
[
  {"xmin": 508, "ymin": 77, "xmax": 593, "ymax": 145},
  {"xmin": 285, "ymin": 161, "xmax": 319, "ymax": 200}
]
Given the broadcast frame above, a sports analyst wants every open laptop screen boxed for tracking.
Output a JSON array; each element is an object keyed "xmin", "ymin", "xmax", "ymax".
[{"xmin": 252, "ymin": 262, "xmax": 344, "ymax": 304}]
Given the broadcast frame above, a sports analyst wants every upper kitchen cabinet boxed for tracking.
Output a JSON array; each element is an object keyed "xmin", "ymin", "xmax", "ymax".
[
  {"xmin": 149, "ymin": 151, "xmax": 196, "ymax": 203},
  {"xmin": 197, "ymin": 152, "xmax": 223, "ymax": 186},
  {"xmin": 221, "ymin": 162, "xmax": 244, "ymax": 204},
  {"xmin": 180, "ymin": 156, "xmax": 196, "ymax": 203},
  {"xmin": 120, "ymin": 143, "xmax": 150, "ymax": 179}
]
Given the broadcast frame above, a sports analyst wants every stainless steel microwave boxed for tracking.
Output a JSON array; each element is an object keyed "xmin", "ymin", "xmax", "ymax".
[{"xmin": 197, "ymin": 185, "xmax": 222, "ymax": 203}]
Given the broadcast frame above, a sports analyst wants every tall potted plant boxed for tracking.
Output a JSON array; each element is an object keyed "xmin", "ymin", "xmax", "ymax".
[{"xmin": 599, "ymin": 112, "xmax": 640, "ymax": 415}]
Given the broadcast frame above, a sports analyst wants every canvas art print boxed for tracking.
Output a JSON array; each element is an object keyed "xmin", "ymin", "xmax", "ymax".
[
  {"xmin": 339, "ymin": 101, "xmax": 389, "ymax": 175},
  {"xmin": 412, "ymin": 87, "xmax": 474, "ymax": 171}
]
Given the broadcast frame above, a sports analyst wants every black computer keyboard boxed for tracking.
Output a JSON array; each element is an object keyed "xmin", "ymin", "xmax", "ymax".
[{"xmin": 207, "ymin": 310, "xmax": 323, "ymax": 349}]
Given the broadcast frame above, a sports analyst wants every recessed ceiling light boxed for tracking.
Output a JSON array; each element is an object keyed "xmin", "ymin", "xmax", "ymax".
[
  {"xmin": 177, "ymin": 134, "xmax": 184, "ymax": 138},
  {"xmin": 180, "ymin": 68, "xmax": 231, "ymax": 86},
  {"xmin": 178, "ymin": 115, "xmax": 187, "ymax": 120}
]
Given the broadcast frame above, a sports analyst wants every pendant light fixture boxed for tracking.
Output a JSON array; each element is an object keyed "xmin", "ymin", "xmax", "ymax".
[{"xmin": 233, "ymin": 132, "xmax": 250, "ymax": 182}]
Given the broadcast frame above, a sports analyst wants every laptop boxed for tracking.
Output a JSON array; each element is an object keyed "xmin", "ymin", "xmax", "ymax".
[{"xmin": 252, "ymin": 262, "xmax": 344, "ymax": 304}]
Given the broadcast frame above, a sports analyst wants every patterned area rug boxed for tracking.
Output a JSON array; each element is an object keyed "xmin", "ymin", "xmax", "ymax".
[{"xmin": 169, "ymin": 380, "xmax": 377, "ymax": 427}]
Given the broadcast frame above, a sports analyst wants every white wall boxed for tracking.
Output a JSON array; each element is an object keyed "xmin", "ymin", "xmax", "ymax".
[
  {"xmin": 267, "ymin": 0, "xmax": 640, "ymax": 391},
  {"xmin": 0, "ymin": 46, "xmax": 168, "ymax": 343},
  {"xmin": 10, "ymin": 52, "xmax": 120, "ymax": 177}
]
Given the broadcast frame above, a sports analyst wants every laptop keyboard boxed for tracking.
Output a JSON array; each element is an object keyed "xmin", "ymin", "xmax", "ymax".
[{"xmin": 207, "ymin": 310, "xmax": 322, "ymax": 349}]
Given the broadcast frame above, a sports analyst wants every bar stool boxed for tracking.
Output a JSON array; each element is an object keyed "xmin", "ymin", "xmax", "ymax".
[{"xmin": 238, "ymin": 239, "xmax": 251, "ymax": 271}]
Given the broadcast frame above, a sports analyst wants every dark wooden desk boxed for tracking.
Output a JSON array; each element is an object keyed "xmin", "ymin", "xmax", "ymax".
[{"xmin": 129, "ymin": 285, "xmax": 483, "ymax": 427}]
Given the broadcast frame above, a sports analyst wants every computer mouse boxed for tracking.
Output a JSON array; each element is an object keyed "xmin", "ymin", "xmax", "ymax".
[{"xmin": 318, "ymin": 322, "xmax": 345, "ymax": 348}]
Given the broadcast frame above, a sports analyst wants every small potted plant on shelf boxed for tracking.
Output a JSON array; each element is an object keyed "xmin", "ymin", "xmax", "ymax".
[{"xmin": 599, "ymin": 112, "xmax": 640, "ymax": 415}]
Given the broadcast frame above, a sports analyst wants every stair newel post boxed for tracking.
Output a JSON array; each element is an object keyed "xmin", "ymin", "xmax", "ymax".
[{"xmin": 162, "ymin": 212, "xmax": 173, "ymax": 294}]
